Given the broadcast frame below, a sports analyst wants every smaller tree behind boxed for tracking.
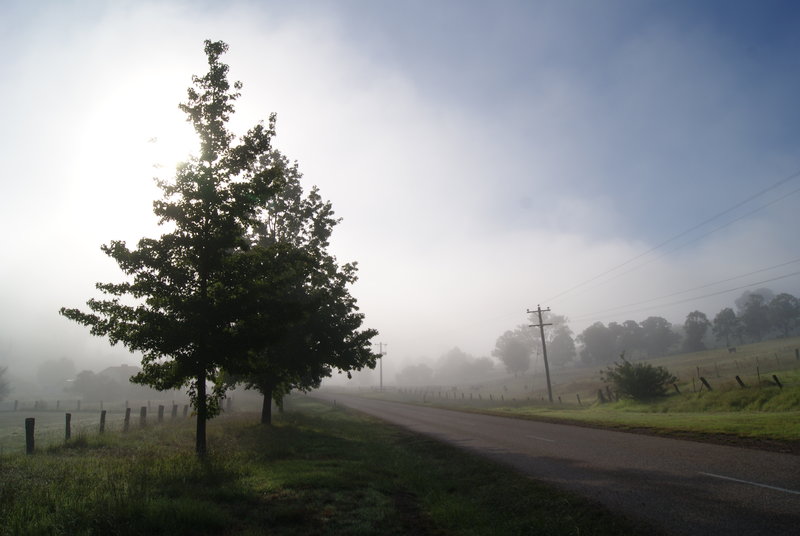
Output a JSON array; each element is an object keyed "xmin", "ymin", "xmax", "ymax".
[
  {"xmin": 492, "ymin": 329, "xmax": 532, "ymax": 376},
  {"xmin": 768, "ymin": 293, "xmax": 800, "ymax": 338},
  {"xmin": 682, "ymin": 311, "xmax": 710, "ymax": 352},
  {"xmin": 740, "ymin": 294, "xmax": 771, "ymax": 342},
  {"xmin": 577, "ymin": 322, "xmax": 615, "ymax": 366},
  {"xmin": 601, "ymin": 354, "xmax": 677, "ymax": 401},
  {"xmin": 712, "ymin": 307, "xmax": 741, "ymax": 347}
]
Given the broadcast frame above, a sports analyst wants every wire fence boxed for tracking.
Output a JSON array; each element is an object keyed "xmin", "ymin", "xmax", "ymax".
[{"xmin": 0, "ymin": 397, "xmax": 238, "ymax": 456}]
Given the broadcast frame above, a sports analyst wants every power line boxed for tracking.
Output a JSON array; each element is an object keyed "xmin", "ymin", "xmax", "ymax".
[
  {"xmin": 557, "ymin": 183, "xmax": 800, "ymax": 298},
  {"xmin": 545, "ymin": 168, "xmax": 800, "ymax": 304},
  {"xmin": 571, "ymin": 270, "xmax": 800, "ymax": 323},
  {"xmin": 570, "ymin": 257, "xmax": 800, "ymax": 321}
]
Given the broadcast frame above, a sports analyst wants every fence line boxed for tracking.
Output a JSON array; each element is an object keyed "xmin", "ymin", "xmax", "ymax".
[{"xmin": 1, "ymin": 397, "xmax": 238, "ymax": 456}]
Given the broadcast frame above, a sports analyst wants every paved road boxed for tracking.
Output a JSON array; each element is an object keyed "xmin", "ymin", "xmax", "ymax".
[{"xmin": 313, "ymin": 393, "xmax": 800, "ymax": 536}]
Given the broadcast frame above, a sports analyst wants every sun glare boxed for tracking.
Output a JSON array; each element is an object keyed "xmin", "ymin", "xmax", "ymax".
[{"xmin": 66, "ymin": 73, "xmax": 198, "ymax": 242}]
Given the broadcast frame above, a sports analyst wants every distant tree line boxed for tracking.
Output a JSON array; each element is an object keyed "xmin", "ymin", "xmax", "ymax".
[
  {"xmin": 394, "ymin": 287, "xmax": 799, "ymax": 387},
  {"xmin": 486, "ymin": 287, "xmax": 800, "ymax": 375}
]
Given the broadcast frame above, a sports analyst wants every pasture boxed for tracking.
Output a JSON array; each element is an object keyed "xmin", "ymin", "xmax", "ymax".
[{"xmin": 0, "ymin": 411, "xmax": 110, "ymax": 454}]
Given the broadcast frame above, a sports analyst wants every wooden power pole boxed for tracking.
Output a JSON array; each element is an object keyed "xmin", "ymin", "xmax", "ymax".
[
  {"xmin": 375, "ymin": 342, "xmax": 387, "ymax": 391},
  {"xmin": 527, "ymin": 305, "xmax": 553, "ymax": 403}
]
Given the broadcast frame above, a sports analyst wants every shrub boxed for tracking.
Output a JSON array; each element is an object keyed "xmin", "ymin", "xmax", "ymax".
[{"xmin": 601, "ymin": 354, "xmax": 677, "ymax": 401}]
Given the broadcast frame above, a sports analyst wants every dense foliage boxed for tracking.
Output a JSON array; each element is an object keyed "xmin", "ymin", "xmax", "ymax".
[
  {"xmin": 492, "ymin": 329, "xmax": 532, "ymax": 376},
  {"xmin": 601, "ymin": 355, "xmax": 677, "ymax": 401},
  {"xmin": 232, "ymin": 150, "xmax": 378, "ymax": 424}
]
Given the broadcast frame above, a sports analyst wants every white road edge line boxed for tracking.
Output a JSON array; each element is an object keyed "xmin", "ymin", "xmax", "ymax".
[
  {"xmin": 525, "ymin": 435, "xmax": 556, "ymax": 443},
  {"xmin": 699, "ymin": 472, "xmax": 800, "ymax": 495}
]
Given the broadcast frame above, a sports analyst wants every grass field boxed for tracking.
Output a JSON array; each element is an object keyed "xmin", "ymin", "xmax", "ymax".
[
  {"xmin": 0, "ymin": 397, "xmax": 642, "ymax": 535},
  {"xmin": 0, "ymin": 411, "xmax": 114, "ymax": 454}
]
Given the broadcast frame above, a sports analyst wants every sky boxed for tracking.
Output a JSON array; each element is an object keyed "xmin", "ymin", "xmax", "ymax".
[{"xmin": 1, "ymin": 0, "xmax": 799, "ymax": 385}]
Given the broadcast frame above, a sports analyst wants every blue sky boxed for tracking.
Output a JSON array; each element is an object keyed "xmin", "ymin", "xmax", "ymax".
[{"xmin": 1, "ymin": 0, "xmax": 799, "ymax": 383}]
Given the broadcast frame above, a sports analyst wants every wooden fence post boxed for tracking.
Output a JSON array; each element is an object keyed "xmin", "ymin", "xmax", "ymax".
[
  {"xmin": 65, "ymin": 413, "xmax": 71, "ymax": 440},
  {"xmin": 25, "ymin": 418, "xmax": 35, "ymax": 454},
  {"xmin": 100, "ymin": 410, "xmax": 107, "ymax": 433},
  {"xmin": 140, "ymin": 406, "xmax": 147, "ymax": 427},
  {"xmin": 56, "ymin": 400, "xmax": 60, "ymax": 410},
  {"xmin": 123, "ymin": 407, "xmax": 131, "ymax": 432},
  {"xmin": 157, "ymin": 405, "xmax": 165, "ymax": 423},
  {"xmin": 699, "ymin": 377, "xmax": 713, "ymax": 391},
  {"xmin": 772, "ymin": 375, "xmax": 783, "ymax": 389},
  {"xmin": 171, "ymin": 404, "xmax": 178, "ymax": 419},
  {"xmin": 183, "ymin": 404, "xmax": 188, "ymax": 418},
  {"xmin": 735, "ymin": 376, "xmax": 747, "ymax": 389},
  {"xmin": 576, "ymin": 393, "xmax": 582, "ymax": 406}
]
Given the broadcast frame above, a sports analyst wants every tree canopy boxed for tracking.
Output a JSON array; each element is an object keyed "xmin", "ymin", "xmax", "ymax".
[
  {"xmin": 712, "ymin": 307, "xmax": 741, "ymax": 347},
  {"xmin": 492, "ymin": 329, "xmax": 532, "ymax": 376},
  {"xmin": 682, "ymin": 310, "xmax": 710, "ymax": 352}
]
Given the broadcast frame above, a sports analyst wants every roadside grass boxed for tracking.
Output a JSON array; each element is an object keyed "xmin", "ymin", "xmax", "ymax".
[
  {"xmin": 486, "ymin": 405, "xmax": 800, "ymax": 441},
  {"xmin": 358, "ymin": 338, "xmax": 800, "ymax": 446},
  {"xmin": 0, "ymin": 397, "xmax": 641, "ymax": 536},
  {"xmin": 467, "ymin": 378, "xmax": 800, "ymax": 444}
]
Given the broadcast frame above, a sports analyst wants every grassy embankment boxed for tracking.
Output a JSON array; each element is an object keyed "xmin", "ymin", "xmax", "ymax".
[
  {"xmin": 483, "ymin": 371, "xmax": 800, "ymax": 444},
  {"xmin": 366, "ymin": 338, "xmax": 800, "ymax": 446},
  {"xmin": 0, "ymin": 397, "xmax": 640, "ymax": 536}
]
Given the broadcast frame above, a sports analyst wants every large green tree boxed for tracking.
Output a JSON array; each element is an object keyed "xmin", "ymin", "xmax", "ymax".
[{"xmin": 60, "ymin": 41, "xmax": 296, "ymax": 455}]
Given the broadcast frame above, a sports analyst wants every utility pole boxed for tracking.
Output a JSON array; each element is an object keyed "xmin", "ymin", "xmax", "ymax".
[
  {"xmin": 374, "ymin": 342, "xmax": 387, "ymax": 391},
  {"xmin": 527, "ymin": 305, "xmax": 553, "ymax": 403}
]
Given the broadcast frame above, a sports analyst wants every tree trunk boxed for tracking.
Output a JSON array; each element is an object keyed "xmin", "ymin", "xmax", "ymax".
[
  {"xmin": 261, "ymin": 385, "xmax": 272, "ymax": 425},
  {"xmin": 196, "ymin": 371, "xmax": 207, "ymax": 457}
]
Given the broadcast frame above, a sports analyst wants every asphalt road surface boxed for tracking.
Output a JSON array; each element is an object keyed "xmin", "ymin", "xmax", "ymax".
[{"xmin": 313, "ymin": 393, "xmax": 800, "ymax": 536}]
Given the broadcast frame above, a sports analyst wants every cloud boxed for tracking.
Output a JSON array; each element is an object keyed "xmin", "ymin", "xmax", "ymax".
[{"xmin": 1, "ymin": 1, "xmax": 799, "ymax": 384}]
